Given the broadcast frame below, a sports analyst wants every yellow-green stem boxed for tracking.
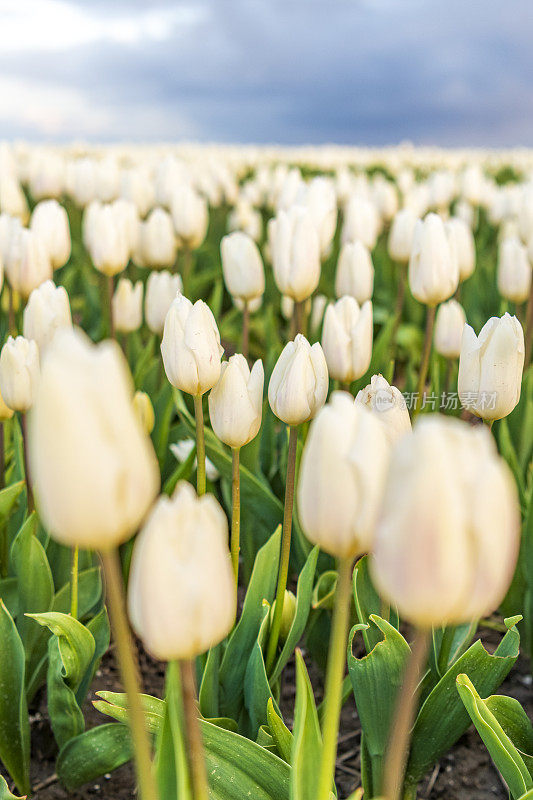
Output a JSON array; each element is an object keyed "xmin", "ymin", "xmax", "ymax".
[
  {"xmin": 242, "ymin": 301, "xmax": 250, "ymax": 360},
  {"xmin": 20, "ymin": 412, "xmax": 34, "ymax": 513},
  {"xmin": 413, "ymin": 305, "xmax": 436, "ymax": 417},
  {"xmin": 316, "ymin": 557, "xmax": 354, "ymax": 800},
  {"xmin": 180, "ymin": 659, "xmax": 209, "ymax": 800},
  {"xmin": 391, "ymin": 261, "xmax": 407, "ymax": 368},
  {"xmin": 70, "ymin": 545, "xmax": 79, "ymax": 619},
  {"xmin": 100, "ymin": 548, "xmax": 158, "ymax": 800},
  {"xmin": 182, "ymin": 248, "xmax": 193, "ymax": 297},
  {"xmin": 231, "ymin": 447, "xmax": 241, "ymax": 585},
  {"xmin": 107, "ymin": 275, "xmax": 115, "ymax": 340},
  {"xmin": 193, "ymin": 394, "xmax": 206, "ymax": 496},
  {"xmin": 0, "ymin": 421, "xmax": 6, "ymax": 578},
  {"xmin": 382, "ymin": 627, "xmax": 429, "ymax": 800},
  {"xmin": 265, "ymin": 425, "xmax": 298, "ymax": 672}
]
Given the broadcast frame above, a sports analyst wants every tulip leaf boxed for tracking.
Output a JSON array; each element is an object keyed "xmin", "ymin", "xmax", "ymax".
[
  {"xmin": 456, "ymin": 674, "xmax": 533, "ymax": 799},
  {"xmin": 219, "ymin": 525, "xmax": 281, "ymax": 721},
  {"xmin": 352, "ymin": 556, "xmax": 398, "ymax": 653},
  {"xmin": 93, "ymin": 691, "xmax": 165, "ymax": 735},
  {"xmin": 0, "ymin": 577, "xmax": 18, "ymax": 617},
  {"xmin": 270, "ymin": 545, "xmax": 319, "ymax": 684},
  {"xmin": 155, "ymin": 660, "xmax": 193, "ymax": 800},
  {"xmin": 0, "ymin": 480, "xmax": 24, "ymax": 524},
  {"xmin": 75, "ymin": 608, "xmax": 110, "ymax": 706},
  {"xmin": 51, "ymin": 566, "xmax": 103, "ymax": 619},
  {"xmin": 312, "ymin": 571, "xmax": 338, "ymax": 611},
  {"xmin": 267, "ymin": 698, "xmax": 293, "ymax": 764},
  {"xmin": 56, "ymin": 723, "xmax": 134, "ymax": 790},
  {"xmin": 0, "ymin": 775, "xmax": 24, "ymax": 800},
  {"xmin": 348, "ymin": 615, "xmax": 410, "ymax": 795},
  {"xmin": 0, "ymin": 600, "xmax": 30, "ymax": 796},
  {"xmin": 485, "ymin": 694, "xmax": 533, "ymax": 778},
  {"xmin": 198, "ymin": 642, "xmax": 221, "ymax": 719},
  {"xmin": 26, "ymin": 612, "xmax": 96, "ymax": 689},
  {"xmin": 405, "ymin": 616, "xmax": 521, "ymax": 790},
  {"xmin": 243, "ymin": 602, "xmax": 279, "ymax": 738},
  {"xmin": 291, "ymin": 650, "xmax": 325, "ymax": 800}
]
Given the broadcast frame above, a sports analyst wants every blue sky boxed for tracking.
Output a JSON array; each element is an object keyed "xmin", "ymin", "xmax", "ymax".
[{"xmin": 0, "ymin": 0, "xmax": 532, "ymax": 146}]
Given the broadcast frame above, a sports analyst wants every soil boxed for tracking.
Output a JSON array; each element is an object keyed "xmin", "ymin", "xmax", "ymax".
[{"xmin": 2, "ymin": 626, "xmax": 531, "ymax": 799}]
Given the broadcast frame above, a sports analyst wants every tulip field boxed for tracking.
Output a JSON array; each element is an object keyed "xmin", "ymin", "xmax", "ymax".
[{"xmin": 0, "ymin": 141, "xmax": 532, "ymax": 800}]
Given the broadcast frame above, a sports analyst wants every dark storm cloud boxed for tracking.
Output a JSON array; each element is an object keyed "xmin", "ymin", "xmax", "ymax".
[{"xmin": 1, "ymin": 0, "xmax": 532, "ymax": 144}]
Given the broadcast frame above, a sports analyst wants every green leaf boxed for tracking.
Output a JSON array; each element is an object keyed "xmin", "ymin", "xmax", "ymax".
[
  {"xmin": 267, "ymin": 698, "xmax": 293, "ymax": 764},
  {"xmin": 56, "ymin": 723, "xmax": 133, "ymax": 790},
  {"xmin": 352, "ymin": 556, "xmax": 398, "ymax": 653},
  {"xmin": 243, "ymin": 603, "xmax": 278, "ymax": 738},
  {"xmin": 26, "ymin": 612, "xmax": 96, "ymax": 690},
  {"xmin": 51, "ymin": 566, "xmax": 103, "ymax": 619},
  {"xmin": 270, "ymin": 546, "xmax": 319, "ymax": 684},
  {"xmin": 405, "ymin": 616, "xmax": 521, "ymax": 788},
  {"xmin": 0, "ymin": 481, "xmax": 25, "ymax": 523},
  {"xmin": 0, "ymin": 577, "xmax": 18, "ymax": 617},
  {"xmin": 46, "ymin": 637, "xmax": 85, "ymax": 748},
  {"xmin": 457, "ymin": 674, "xmax": 532, "ymax": 799},
  {"xmin": 93, "ymin": 691, "xmax": 164, "ymax": 735},
  {"xmin": 312, "ymin": 571, "xmax": 337, "ymax": 611},
  {"xmin": 0, "ymin": 601, "xmax": 30, "ymax": 796},
  {"xmin": 348, "ymin": 615, "xmax": 410, "ymax": 794},
  {"xmin": 485, "ymin": 695, "xmax": 533, "ymax": 776},
  {"xmin": 199, "ymin": 643, "xmax": 221, "ymax": 719},
  {"xmin": 291, "ymin": 650, "xmax": 324, "ymax": 800},
  {"xmin": 0, "ymin": 775, "xmax": 24, "ymax": 800},
  {"xmin": 155, "ymin": 661, "xmax": 193, "ymax": 800}
]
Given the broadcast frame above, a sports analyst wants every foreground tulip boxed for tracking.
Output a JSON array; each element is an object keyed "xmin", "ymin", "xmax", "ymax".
[
  {"xmin": 145, "ymin": 270, "xmax": 182, "ymax": 335},
  {"xmin": 434, "ymin": 299, "xmax": 466, "ymax": 359},
  {"xmin": 30, "ymin": 199, "xmax": 71, "ymax": 269},
  {"xmin": 23, "ymin": 280, "xmax": 72, "ymax": 353},
  {"xmin": 128, "ymin": 481, "xmax": 236, "ymax": 660},
  {"xmin": 355, "ymin": 374, "xmax": 411, "ymax": 446},
  {"xmin": 270, "ymin": 208, "xmax": 321, "ymax": 305},
  {"xmin": 268, "ymin": 334, "xmax": 328, "ymax": 426},
  {"xmin": 371, "ymin": 415, "xmax": 520, "ymax": 800},
  {"xmin": 322, "ymin": 297, "xmax": 373, "ymax": 385},
  {"xmin": 335, "ymin": 240, "xmax": 374, "ymax": 303},
  {"xmin": 112, "ymin": 278, "xmax": 143, "ymax": 334},
  {"xmin": 0, "ymin": 335, "xmax": 40, "ymax": 413},
  {"xmin": 6, "ymin": 227, "xmax": 52, "ymax": 299},
  {"xmin": 497, "ymin": 236, "xmax": 532, "ymax": 304},
  {"xmin": 458, "ymin": 313, "xmax": 524, "ymax": 421}
]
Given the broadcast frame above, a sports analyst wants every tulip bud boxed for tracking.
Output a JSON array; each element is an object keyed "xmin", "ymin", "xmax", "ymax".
[
  {"xmin": 497, "ymin": 236, "xmax": 532, "ymax": 304},
  {"xmin": 0, "ymin": 336, "xmax": 40, "ymax": 412},
  {"xmin": 335, "ymin": 240, "xmax": 374, "ymax": 303},
  {"xmin": 88, "ymin": 204, "xmax": 130, "ymax": 276},
  {"xmin": 30, "ymin": 200, "xmax": 71, "ymax": 270},
  {"xmin": 371, "ymin": 416, "xmax": 520, "ymax": 627},
  {"xmin": 355, "ymin": 374, "xmax": 411, "ymax": 446},
  {"xmin": 29, "ymin": 328, "xmax": 159, "ymax": 549},
  {"xmin": 145, "ymin": 270, "xmax": 182, "ymax": 335},
  {"xmin": 458, "ymin": 313, "xmax": 524, "ymax": 421},
  {"xmin": 220, "ymin": 231, "xmax": 265, "ymax": 302},
  {"xmin": 270, "ymin": 208, "xmax": 321, "ymax": 302},
  {"xmin": 140, "ymin": 207, "xmax": 177, "ymax": 269},
  {"xmin": 297, "ymin": 391, "xmax": 389, "ymax": 558},
  {"xmin": 310, "ymin": 293, "xmax": 328, "ymax": 334},
  {"xmin": 0, "ymin": 387, "xmax": 14, "ymax": 421},
  {"xmin": 133, "ymin": 391, "xmax": 155, "ymax": 435},
  {"xmin": 342, "ymin": 195, "xmax": 380, "ymax": 249},
  {"xmin": 408, "ymin": 213, "xmax": 459, "ymax": 305},
  {"xmin": 23, "ymin": 280, "xmax": 72, "ymax": 353},
  {"xmin": 112, "ymin": 278, "xmax": 143, "ymax": 334},
  {"xmin": 445, "ymin": 217, "xmax": 475, "ymax": 282},
  {"xmin": 208, "ymin": 355, "xmax": 264, "ymax": 448},
  {"xmin": 434, "ymin": 299, "xmax": 466, "ymax": 359},
  {"xmin": 322, "ymin": 297, "xmax": 373, "ymax": 383},
  {"xmin": 388, "ymin": 208, "xmax": 418, "ymax": 263},
  {"xmin": 6, "ymin": 227, "xmax": 53, "ymax": 299},
  {"xmin": 127, "ymin": 481, "xmax": 236, "ymax": 660},
  {"xmin": 268, "ymin": 334, "xmax": 328, "ymax": 426},
  {"xmin": 161, "ymin": 294, "xmax": 223, "ymax": 395},
  {"xmin": 170, "ymin": 185, "xmax": 208, "ymax": 249},
  {"xmin": 270, "ymin": 590, "xmax": 297, "ymax": 641}
]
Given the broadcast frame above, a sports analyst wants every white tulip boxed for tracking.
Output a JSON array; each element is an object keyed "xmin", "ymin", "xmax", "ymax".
[
  {"xmin": 388, "ymin": 208, "xmax": 418, "ymax": 263},
  {"xmin": 23, "ymin": 280, "xmax": 72, "ymax": 352},
  {"xmin": 220, "ymin": 231, "xmax": 265, "ymax": 301},
  {"xmin": 322, "ymin": 297, "xmax": 373, "ymax": 383},
  {"xmin": 145, "ymin": 271, "xmax": 183, "ymax": 335},
  {"xmin": 446, "ymin": 217, "xmax": 476, "ymax": 281},
  {"xmin": 270, "ymin": 208, "xmax": 321, "ymax": 302},
  {"xmin": 371, "ymin": 416, "xmax": 520, "ymax": 627},
  {"xmin": 140, "ymin": 208, "xmax": 177, "ymax": 269},
  {"xmin": 161, "ymin": 294, "xmax": 223, "ymax": 395},
  {"xmin": 0, "ymin": 336, "xmax": 40, "ymax": 412},
  {"xmin": 170, "ymin": 439, "xmax": 219, "ymax": 482},
  {"xmin": 88, "ymin": 204, "xmax": 130, "ymax": 276},
  {"xmin": 29, "ymin": 328, "xmax": 159, "ymax": 549},
  {"xmin": 335, "ymin": 240, "xmax": 374, "ymax": 303},
  {"xmin": 209, "ymin": 355, "xmax": 263, "ymax": 449},
  {"xmin": 298, "ymin": 391, "xmax": 389, "ymax": 558},
  {"xmin": 458, "ymin": 313, "xmax": 525, "ymax": 421},
  {"xmin": 112, "ymin": 278, "xmax": 143, "ymax": 333},
  {"xmin": 171, "ymin": 185, "xmax": 208, "ymax": 249},
  {"xmin": 497, "ymin": 236, "xmax": 532, "ymax": 304},
  {"xmin": 268, "ymin": 334, "xmax": 328, "ymax": 426},
  {"xmin": 355, "ymin": 374, "xmax": 411, "ymax": 446},
  {"xmin": 434, "ymin": 299, "xmax": 466, "ymax": 359},
  {"xmin": 342, "ymin": 195, "xmax": 380, "ymax": 249},
  {"xmin": 6, "ymin": 227, "xmax": 52, "ymax": 299},
  {"xmin": 30, "ymin": 200, "xmax": 71, "ymax": 269},
  {"xmin": 408, "ymin": 213, "xmax": 459, "ymax": 305},
  {"xmin": 128, "ymin": 481, "xmax": 236, "ymax": 660}
]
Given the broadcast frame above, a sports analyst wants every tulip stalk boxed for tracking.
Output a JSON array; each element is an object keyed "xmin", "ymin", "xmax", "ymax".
[
  {"xmin": 20, "ymin": 412, "xmax": 34, "ymax": 513},
  {"xmin": 525, "ymin": 282, "xmax": 533, "ymax": 365},
  {"xmin": 70, "ymin": 545, "xmax": 79, "ymax": 619},
  {"xmin": 390, "ymin": 262, "xmax": 407, "ymax": 362},
  {"xmin": 193, "ymin": 394, "xmax": 206, "ymax": 496},
  {"xmin": 0, "ymin": 421, "xmax": 6, "ymax": 578},
  {"xmin": 106, "ymin": 275, "xmax": 115, "ymax": 339},
  {"xmin": 100, "ymin": 548, "xmax": 158, "ymax": 800},
  {"xmin": 180, "ymin": 659, "xmax": 209, "ymax": 800},
  {"xmin": 265, "ymin": 425, "xmax": 298, "ymax": 672},
  {"xmin": 382, "ymin": 628, "xmax": 430, "ymax": 800},
  {"xmin": 231, "ymin": 447, "xmax": 241, "ymax": 584},
  {"xmin": 241, "ymin": 301, "xmax": 250, "ymax": 360},
  {"xmin": 316, "ymin": 557, "xmax": 354, "ymax": 800},
  {"xmin": 414, "ymin": 305, "xmax": 436, "ymax": 416},
  {"xmin": 182, "ymin": 247, "xmax": 193, "ymax": 297}
]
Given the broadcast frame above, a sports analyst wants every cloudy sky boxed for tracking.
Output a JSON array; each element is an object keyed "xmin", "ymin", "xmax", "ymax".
[{"xmin": 1, "ymin": 0, "xmax": 532, "ymax": 146}]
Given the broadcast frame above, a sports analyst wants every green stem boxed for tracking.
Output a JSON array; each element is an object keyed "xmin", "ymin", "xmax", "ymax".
[
  {"xmin": 382, "ymin": 628, "xmax": 429, "ymax": 800},
  {"xmin": 231, "ymin": 447, "xmax": 241, "ymax": 585},
  {"xmin": 391, "ymin": 262, "xmax": 407, "ymax": 367},
  {"xmin": 100, "ymin": 548, "xmax": 158, "ymax": 800},
  {"xmin": 107, "ymin": 274, "xmax": 115, "ymax": 340},
  {"xmin": 413, "ymin": 305, "xmax": 436, "ymax": 417},
  {"xmin": 265, "ymin": 425, "xmax": 298, "ymax": 672},
  {"xmin": 180, "ymin": 659, "xmax": 209, "ymax": 800},
  {"xmin": 316, "ymin": 557, "xmax": 354, "ymax": 800},
  {"xmin": 193, "ymin": 394, "xmax": 206, "ymax": 496},
  {"xmin": 20, "ymin": 412, "xmax": 34, "ymax": 513},
  {"xmin": 0, "ymin": 421, "xmax": 7, "ymax": 578},
  {"xmin": 8, "ymin": 284, "xmax": 16, "ymax": 336},
  {"xmin": 182, "ymin": 248, "xmax": 193, "ymax": 297},
  {"xmin": 437, "ymin": 625, "xmax": 455, "ymax": 675},
  {"xmin": 70, "ymin": 546, "xmax": 79, "ymax": 619},
  {"xmin": 241, "ymin": 301, "xmax": 250, "ymax": 360},
  {"xmin": 525, "ymin": 280, "xmax": 533, "ymax": 365}
]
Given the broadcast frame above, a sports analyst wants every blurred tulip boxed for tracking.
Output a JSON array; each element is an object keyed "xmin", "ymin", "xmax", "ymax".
[
  {"xmin": 446, "ymin": 217, "xmax": 475, "ymax": 281},
  {"xmin": 268, "ymin": 334, "xmax": 328, "ymax": 426},
  {"xmin": 23, "ymin": 280, "xmax": 72, "ymax": 352},
  {"xmin": 497, "ymin": 236, "xmax": 532, "ymax": 304},
  {"xmin": 0, "ymin": 335, "xmax": 39, "ymax": 413},
  {"xmin": 29, "ymin": 328, "xmax": 159, "ymax": 548},
  {"xmin": 30, "ymin": 200, "xmax": 71, "ymax": 269},
  {"xmin": 112, "ymin": 278, "xmax": 143, "ymax": 334},
  {"xmin": 140, "ymin": 207, "xmax": 177, "ymax": 269},
  {"xmin": 322, "ymin": 297, "xmax": 373, "ymax": 383},
  {"xmin": 270, "ymin": 208, "xmax": 321, "ymax": 302},
  {"xmin": 128, "ymin": 481, "xmax": 236, "ymax": 660},
  {"xmin": 220, "ymin": 231, "xmax": 265, "ymax": 302},
  {"xmin": 371, "ymin": 416, "xmax": 520, "ymax": 627},
  {"xmin": 434, "ymin": 299, "xmax": 466, "ymax": 359},
  {"xmin": 208, "ymin": 355, "xmax": 263, "ymax": 448},
  {"xmin": 458, "ymin": 313, "xmax": 524, "ymax": 421},
  {"xmin": 408, "ymin": 213, "xmax": 459, "ymax": 305},
  {"xmin": 145, "ymin": 270, "xmax": 182, "ymax": 335},
  {"xmin": 88, "ymin": 204, "xmax": 130, "ymax": 276},
  {"xmin": 6, "ymin": 227, "xmax": 52, "ymax": 299},
  {"xmin": 355, "ymin": 373, "xmax": 411, "ymax": 446},
  {"xmin": 335, "ymin": 240, "xmax": 374, "ymax": 303},
  {"xmin": 133, "ymin": 391, "xmax": 155, "ymax": 435},
  {"xmin": 170, "ymin": 185, "xmax": 208, "ymax": 249},
  {"xmin": 388, "ymin": 208, "xmax": 418, "ymax": 263}
]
